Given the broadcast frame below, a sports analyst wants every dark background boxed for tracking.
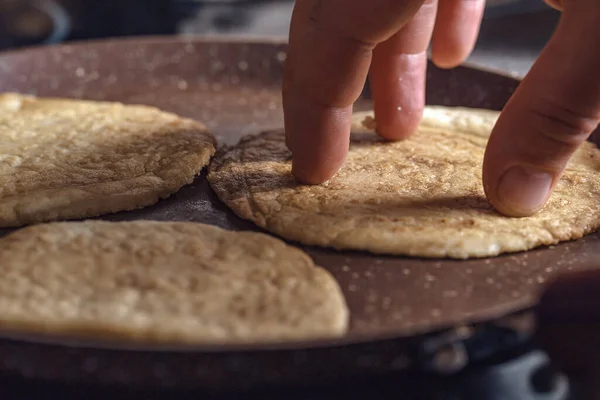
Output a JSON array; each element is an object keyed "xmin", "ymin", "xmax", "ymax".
[{"xmin": 0, "ymin": 0, "xmax": 559, "ymax": 76}]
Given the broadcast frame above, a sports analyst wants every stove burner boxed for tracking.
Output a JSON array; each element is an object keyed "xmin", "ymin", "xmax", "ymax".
[{"xmin": 0, "ymin": 350, "xmax": 572, "ymax": 400}]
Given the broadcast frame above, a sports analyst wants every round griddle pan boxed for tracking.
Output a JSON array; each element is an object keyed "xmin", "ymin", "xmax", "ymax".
[{"xmin": 0, "ymin": 37, "xmax": 597, "ymax": 391}]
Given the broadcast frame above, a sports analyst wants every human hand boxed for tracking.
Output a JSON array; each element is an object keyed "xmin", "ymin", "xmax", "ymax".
[
  {"xmin": 283, "ymin": 0, "xmax": 485, "ymax": 183},
  {"xmin": 284, "ymin": 0, "xmax": 600, "ymax": 219},
  {"xmin": 483, "ymin": 0, "xmax": 600, "ymax": 217}
]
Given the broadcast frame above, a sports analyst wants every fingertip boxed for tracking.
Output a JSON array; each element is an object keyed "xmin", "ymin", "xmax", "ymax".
[
  {"xmin": 286, "ymin": 105, "xmax": 351, "ymax": 185},
  {"xmin": 291, "ymin": 158, "xmax": 343, "ymax": 185},
  {"xmin": 483, "ymin": 164, "xmax": 554, "ymax": 218},
  {"xmin": 370, "ymin": 49, "xmax": 427, "ymax": 141},
  {"xmin": 485, "ymin": 198, "xmax": 544, "ymax": 218},
  {"xmin": 430, "ymin": 25, "xmax": 477, "ymax": 69},
  {"xmin": 289, "ymin": 140, "xmax": 347, "ymax": 184},
  {"xmin": 481, "ymin": 101, "xmax": 559, "ymax": 219},
  {"xmin": 430, "ymin": 48, "xmax": 467, "ymax": 70},
  {"xmin": 375, "ymin": 107, "xmax": 423, "ymax": 140},
  {"xmin": 291, "ymin": 136, "xmax": 347, "ymax": 184},
  {"xmin": 430, "ymin": 0, "xmax": 484, "ymax": 69},
  {"xmin": 484, "ymin": 194, "xmax": 535, "ymax": 218}
]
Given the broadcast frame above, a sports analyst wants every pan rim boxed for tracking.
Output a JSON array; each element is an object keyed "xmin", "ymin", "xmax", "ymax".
[
  {"xmin": 0, "ymin": 34, "xmax": 522, "ymax": 82},
  {"xmin": 0, "ymin": 306, "xmax": 533, "ymax": 354}
]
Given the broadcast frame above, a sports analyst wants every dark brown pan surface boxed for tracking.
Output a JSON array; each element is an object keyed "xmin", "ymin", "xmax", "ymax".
[{"xmin": 0, "ymin": 36, "xmax": 598, "ymax": 352}]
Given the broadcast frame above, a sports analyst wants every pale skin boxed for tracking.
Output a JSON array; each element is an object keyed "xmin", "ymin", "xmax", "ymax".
[{"xmin": 283, "ymin": 0, "xmax": 600, "ymax": 389}]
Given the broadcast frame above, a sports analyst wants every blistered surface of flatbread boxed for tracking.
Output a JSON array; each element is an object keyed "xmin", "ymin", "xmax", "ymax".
[
  {"xmin": 209, "ymin": 106, "xmax": 600, "ymax": 259},
  {"xmin": 0, "ymin": 93, "xmax": 215, "ymax": 227},
  {"xmin": 0, "ymin": 221, "xmax": 348, "ymax": 344}
]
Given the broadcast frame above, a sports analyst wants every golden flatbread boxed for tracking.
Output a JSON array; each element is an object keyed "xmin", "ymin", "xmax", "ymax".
[
  {"xmin": 208, "ymin": 106, "xmax": 600, "ymax": 259},
  {"xmin": 0, "ymin": 221, "xmax": 348, "ymax": 344},
  {"xmin": 0, "ymin": 93, "xmax": 215, "ymax": 227}
]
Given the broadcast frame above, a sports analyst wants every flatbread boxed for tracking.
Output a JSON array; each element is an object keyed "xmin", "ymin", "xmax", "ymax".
[
  {"xmin": 208, "ymin": 106, "xmax": 600, "ymax": 259},
  {"xmin": 0, "ymin": 221, "xmax": 348, "ymax": 344},
  {"xmin": 0, "ymin": 93, "xmax": 215, "ymax": 227}
]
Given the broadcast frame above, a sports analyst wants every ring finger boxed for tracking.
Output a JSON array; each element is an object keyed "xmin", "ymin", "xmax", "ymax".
[{"xmin": 431, "ymin": 0, "xmax": 486, "ymax": 68}]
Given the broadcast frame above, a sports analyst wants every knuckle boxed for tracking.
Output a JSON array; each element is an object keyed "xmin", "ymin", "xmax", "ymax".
[
  {"xmin": 528, "ymin": 100, "xmax": 600, "ymax": 148},
  {"xmin": 307, "ymin": 0, "xmax": 425, "ymax": 45},
  {"xmin": 306, "ymin": 0, "xmax": 377, "ymax": 50},
  {"xmin": 306, "ymin": 12, "xmax": 377, "ymax": 53}
]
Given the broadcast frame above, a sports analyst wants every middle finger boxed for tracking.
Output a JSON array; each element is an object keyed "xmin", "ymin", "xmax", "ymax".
[{"xmin": 369, "ymin": 0, "xmax": 439, "ymax": 140}]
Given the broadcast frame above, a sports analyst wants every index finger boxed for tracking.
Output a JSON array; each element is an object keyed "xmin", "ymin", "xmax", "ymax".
[{"xmin": 284, "ymin": 0, "xmax": 425, "ymax": 184}]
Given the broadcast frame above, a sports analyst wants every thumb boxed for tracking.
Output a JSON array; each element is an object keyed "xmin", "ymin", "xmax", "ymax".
[{"xmin": 483, "ymin": 1, "xmax": 600, "ymax": 217}]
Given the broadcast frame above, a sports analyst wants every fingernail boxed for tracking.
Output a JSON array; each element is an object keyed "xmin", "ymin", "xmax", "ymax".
[{"xmin": 496, "ymin": 166, "xmax": 553, "ymax": 216}]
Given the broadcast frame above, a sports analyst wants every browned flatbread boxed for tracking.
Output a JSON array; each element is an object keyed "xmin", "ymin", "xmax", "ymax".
[
  {"xmin": 0, "ymin": 221, "xmax": 348, "ymax": 344},
  {"xmin": 208, "ymin": 106, "xmax": 600, "ymax": 259},
  {"xmin": 0, "ymin": 93, "xmax": 215, "ymax": 227}
]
